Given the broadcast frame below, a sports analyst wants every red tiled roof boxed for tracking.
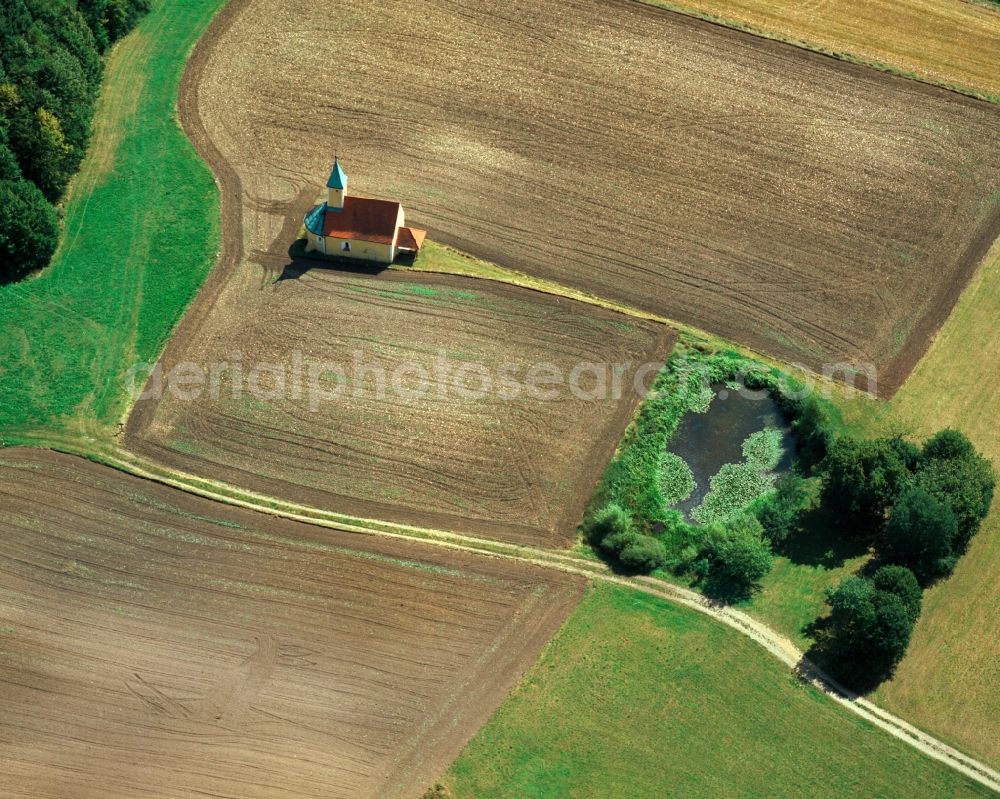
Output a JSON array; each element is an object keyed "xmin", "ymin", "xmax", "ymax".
[
  {"xmin": 396, "ymin": 226, "xmax": 427, "ymax": 251},
  {"xmin": 322, "ymin": 196, "xmax": 401, "ymax": 244}
]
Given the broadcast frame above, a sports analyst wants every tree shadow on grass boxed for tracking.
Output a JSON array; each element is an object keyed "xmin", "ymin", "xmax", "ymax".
[
  {"xmin": 778, "ymin": 504, "xmax": 871, "ymax": 569},
  {"xmin": 800, "ymin": 616, "xmax": 896, "ymax": 694},
  {"xmin": 696, "ymin": 572, "xmax": 758, "ymax": 604}
]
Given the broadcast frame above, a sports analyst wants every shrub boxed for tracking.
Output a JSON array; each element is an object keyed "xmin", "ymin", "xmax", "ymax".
[
  {"xmin": 583, "ymin": 503, "xmax": 668, "ymax": 573},
  {"xmin": 618, "ymin": 536, "xmax": 668, "ymax": 572},
  {"xmin": 584, "ymin": 503, "xmax": 631, "ymax": 547},
  {"xmin": 700, "ymin": 513, "xmax": 773, "ymax": 600},
  {"xmin": 659, "ymin": 452, "xmax": 695, "ymax": 506},
  {"xmin": 602, "ymin": 527, "xmax": 640, "ymax": 555},
  {"xmin": 583, "ymin": 503, "xmax": 666, "ymax": 573},
  {"xmin": 882, "ymin": 487, "xmax": 959, "ymax": 585}
]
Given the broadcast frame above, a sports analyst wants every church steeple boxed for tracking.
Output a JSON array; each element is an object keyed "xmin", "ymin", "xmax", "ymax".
[{"xmin": 326, "ymin": 157, "xmax": 348, "ymax": 210}]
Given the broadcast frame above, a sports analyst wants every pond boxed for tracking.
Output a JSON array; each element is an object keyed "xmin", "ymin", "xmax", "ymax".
[{"xmin": 666, "ymin": 383, "xmax": 795, "ymax": 522}]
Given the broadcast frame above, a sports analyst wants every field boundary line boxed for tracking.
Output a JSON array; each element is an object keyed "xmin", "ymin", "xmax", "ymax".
[
  {"xmin": 630, "ymin": 0, "xmax": 1000, "ymax": 105},
  {"xmin": 10, "ymin": 437, "xmax": 999, "ymax": 794},
  {"xmin": 404, "ymin": 244, "xmax": 836, "ymax": 388}
]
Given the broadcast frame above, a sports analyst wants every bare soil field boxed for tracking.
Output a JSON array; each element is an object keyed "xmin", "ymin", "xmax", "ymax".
[
  {"xmin": 127, "ymin": 269, "xmax": 671, "ymax": 546},
  {"xmin": 186, "ymin": 0, "xmax": 1000, "ymax": 396},
  {"xmin": 0, "ymin": 449, "xmax": 583, "ymax": 799}
]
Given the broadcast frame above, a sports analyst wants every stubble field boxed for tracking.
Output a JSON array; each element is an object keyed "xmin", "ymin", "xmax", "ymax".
[
  {"xmin": 189, "ymin": 0, "xmax": 1000, "ymax": 395},
  {"xmin": 128, "ymin": 269, "xmax": 672, "ymax": 546},
  {"xmin": 0, "ymin": 449, "xmax": 583, "ymax": 799},
  {"xmin": 645, "ymin": 0, "xmax": 1000, "ymax": 100}
]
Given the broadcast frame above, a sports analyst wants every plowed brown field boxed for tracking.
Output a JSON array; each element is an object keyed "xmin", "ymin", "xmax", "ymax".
[
  {"xmin": 0, "ymin": 449, "xmax": 583, "ymax": 799},
  {"xmin": 190, "ymin": 0, "xmax": 1000, "ymax": 395},
  {"xmin": 128, "ymin": 269, "xmax": 672, "ymax": 546}
]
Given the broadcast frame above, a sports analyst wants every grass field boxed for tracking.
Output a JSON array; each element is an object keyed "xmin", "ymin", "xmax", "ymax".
[
  {"xmin": 745, "ymin": 549, "xmax": 867, "ymax": 648},
  {"xmin": 0, "ymin": 0, "xmax": 222, "ymax": 441},
  {"xmin": 645, "ymin": 0, "xmax": 1000, "ymax": 101},
  {"xmin": 833, "ymin": 238, "xmax": 1000, "ymax": 768},
  {"xmin": 443, "ymin": 584, "xmax": 995, "ymax": 799},
  {"xmin": 191, "ymin": 0, "xmax": 1000, "ymax": 397}
]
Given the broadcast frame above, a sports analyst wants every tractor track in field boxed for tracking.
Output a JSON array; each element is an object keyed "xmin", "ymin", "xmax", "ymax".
[
  {"xmin": 12, "ymin": 439, "xmax": 1000, "ymax": 795},
  {"xmin": 0, "ymin": 447, "xmax": 585, "ymax": 799},
  {"xmin": 124, "ymin": 265, "xmax": 675, "ymax": 549}
]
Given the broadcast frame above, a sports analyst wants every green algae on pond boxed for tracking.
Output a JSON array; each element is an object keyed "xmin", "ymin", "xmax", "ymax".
[{"xmin": 667, "ymin": 383, "xmax": 795, "ymax": 521}]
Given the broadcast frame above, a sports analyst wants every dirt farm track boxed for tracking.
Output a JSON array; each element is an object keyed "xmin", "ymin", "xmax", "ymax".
[
  {"xmin": 182, "ymin": 0, "xmax": 1000, "ymax": 396},
  {"xmin": 0, "ymin": 450, "xmax": 583, "ymax": 799}
]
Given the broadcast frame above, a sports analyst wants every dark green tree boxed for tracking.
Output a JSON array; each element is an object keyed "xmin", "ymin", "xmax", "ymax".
[
  {"xmin": 78, "ymin": 0, "xmax": 151, "ymax": 52},
  {"xmin": 0, "ymin": 177, "xmax": 59, "ymax": 282},
  {"xmin": 886, "ymin": 436, "xmax": 921, "ymax": 473},
  {"xmin": 882, "ymin": 487, "xmax": 959, "ymax": 585},
  {"xmin": 916, "ymin": 430, "xmax": 994, "ymax": 553},
  {"xmin": 104, "ymin": 0, "xmax": 150, "ymax": 44},
  {"xmin": 921, "ymin": 428, "xmax": 975, "ymax": 462},
  {"xmin": 9, "ymin": 107, "xmax": 74, "ymax": 200},
  {"xmin": 864, "ymin": 593, "xmax": 914, "ymax": 674},
  {"xmin": 78, "ymin": 0, "xmax": 111, "ymax": 50},
  {"xmin": 756, "ymin": 472, "xmax": 809, "ymax": 547},
  {"xmin": 0, "ymin": 136, "xmax": 21, "ymax": 180},
  {"xmin": 823, "ymin": 574, "xmax": 915, "ymax": 684},
  {"xmin": 869, "ymin": 564, "xmax": 922, "ymax": 624},
  {"xmin": 820, "ymin": 437, "xmax": 914, "ymax": 535}
]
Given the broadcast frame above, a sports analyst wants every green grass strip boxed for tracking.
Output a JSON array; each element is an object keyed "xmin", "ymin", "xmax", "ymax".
[{"xmin": 0, "ymin": 0, "xmax": 224, "ymax": 438}]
